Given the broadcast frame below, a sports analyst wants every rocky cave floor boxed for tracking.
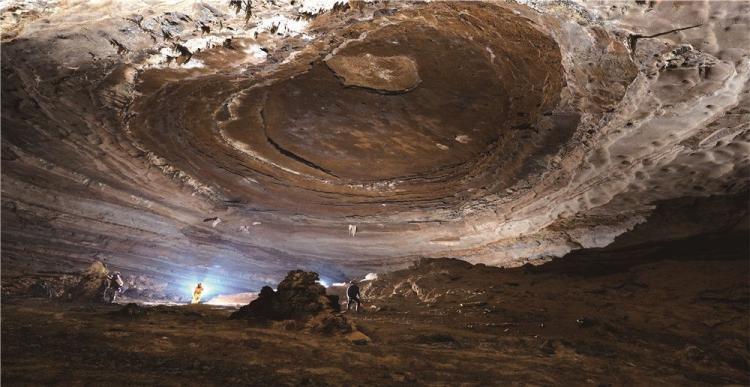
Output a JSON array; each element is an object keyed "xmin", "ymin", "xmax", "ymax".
[{"xmin": 3, "ymin": 239, "xmax": 748, "ymax": 386}]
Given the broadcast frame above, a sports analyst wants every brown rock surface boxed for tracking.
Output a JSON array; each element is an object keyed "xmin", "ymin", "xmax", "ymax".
[
  {"xmin": 325, "ymin": 53, "xmax": 421, "ymax": 92},
  {"xmin": 0, "ymin": 0, "xmax": 748, "ymax": 303},
  {"xmin": 231, "ymin": 269, "xmax": 357, "ymax": 336},
  {"xmin": 64, "ymin": 261, "xmax": 110, "ymax": 302},
  {"xmin": 231, "ymin": 270, "xmax": 338, "ymax": 320},
  {"xmin": 1, "ymin": 0, "xmax": 748, "ymax": 383},
  {"xmin": 2, "ymin": 229, "xmax": 747, "ymax": 384}
]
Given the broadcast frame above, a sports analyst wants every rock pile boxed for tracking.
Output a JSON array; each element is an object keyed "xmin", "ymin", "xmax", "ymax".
[
  {"xmin": 231, "ymin": 270, "xmax": 358, "ymax": 336},
  {"xmin": 64, "ymin": 261, "xmax": 110, "ymax": 302},
  {"xmin": 231, "ymin": 270, "xmax": 339, "ymax": 320}
]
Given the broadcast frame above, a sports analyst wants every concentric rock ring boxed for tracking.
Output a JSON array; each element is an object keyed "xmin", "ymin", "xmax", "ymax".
[{"xmin": 129, "ymin": 3, "xmax": 568, "ymax": 217}]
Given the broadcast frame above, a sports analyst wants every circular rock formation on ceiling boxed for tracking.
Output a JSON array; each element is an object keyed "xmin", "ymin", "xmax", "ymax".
[{"xmin": 128, "ymin": 2, "xmax": 568, "ymax": 217}]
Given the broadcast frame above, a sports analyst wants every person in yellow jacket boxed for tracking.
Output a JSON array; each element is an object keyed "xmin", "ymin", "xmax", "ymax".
[{"xmin": 192, "ymin": 282, "xmax": 204, "ymax": 304}]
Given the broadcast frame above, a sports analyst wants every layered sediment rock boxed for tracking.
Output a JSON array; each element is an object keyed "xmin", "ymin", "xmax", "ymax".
[{"xmin": 1, "ymin": 0, "xmax": 748, "ymax": 290}]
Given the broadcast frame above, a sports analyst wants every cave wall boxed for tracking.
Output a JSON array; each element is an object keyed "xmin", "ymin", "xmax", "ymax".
[{"xmin": 2, "ymin": 0, "xmax": 748, "ymax": 290}]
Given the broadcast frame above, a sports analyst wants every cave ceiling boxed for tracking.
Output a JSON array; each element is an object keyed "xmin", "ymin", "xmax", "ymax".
[{"xmin": 1, "ymin": 0, "xmax": 748, "ymax": 291}]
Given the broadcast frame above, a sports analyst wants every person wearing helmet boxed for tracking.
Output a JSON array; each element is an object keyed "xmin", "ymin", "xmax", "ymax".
[
  {"xmin": 103, "ymin": 271, "xmax": 124, "ymax": 303},
  {"xmin": 346, "ymin": 280, "xmax": 361, "ymax": 312},
  {"xmin": 192, "ymin": 283, "xmax": 204, "ymax": 304}
]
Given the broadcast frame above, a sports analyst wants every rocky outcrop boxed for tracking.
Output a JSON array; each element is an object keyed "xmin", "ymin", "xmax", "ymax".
[
  {"xmin": 64, "ymin": 261, "xmax": 110, "ymax": 302},
  {"xmin": 361, "ymin": 192, "xmax": 750, "ymax": 305},
  {"xmin": 231, "ymin": 270, "xmax": 355, "ymax": 335},
  {"xmin": 232, "ymin": 270, "xmax": 339, "ymax": 320},
  {"xmin": 2, "ymin": 260, "xmax": 186, "ymax": 303}
]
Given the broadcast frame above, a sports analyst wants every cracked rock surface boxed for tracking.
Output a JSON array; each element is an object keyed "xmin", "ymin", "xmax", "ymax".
[{"xmin": 1, "ymin": 0, "xmax": 748, "ymax": 290}]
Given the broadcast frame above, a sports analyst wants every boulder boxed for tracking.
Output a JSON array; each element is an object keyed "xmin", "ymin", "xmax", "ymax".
[
  {"xmin": 64, "ymin": 261, "xmax": 110, "ymax": 302},
  {"xmin": 275, "ymin": 270, "xmax": 332, "ymax": 319},
  {"xmin": 230, "ymin": 270, "xmax": 358, "ymax": 336},
  {"xmin": 231, "ymin": 286, "xmax": 282, "ymax": 320},
  {"xmin": 231, "ymin": 270, "xmax": 337, "ymax": 320}
]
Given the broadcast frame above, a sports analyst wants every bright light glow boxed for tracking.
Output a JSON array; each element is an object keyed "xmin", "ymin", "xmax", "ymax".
[
  {"xmin": 178, "ymin": 273, "xmax": 246, "ymax": 304},
  {"xmin": 180, "ymin": 278, "xmax": 215, "ymax": 304},
  {"xmin": 206, "ymin": 292, "xmax": 258, "ymax": 307},
  {"xmin": 187, "ymin": 282, "xmax": 208, "ymax": 300},
  {"xmin": 317, "ymin": 279, "xmax": 330, "ymax": 288}
]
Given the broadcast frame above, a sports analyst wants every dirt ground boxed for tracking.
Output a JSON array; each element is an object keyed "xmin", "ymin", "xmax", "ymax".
[{"xmin": 3, "ymin": 251, "xmax": 748, "ymax": 386}]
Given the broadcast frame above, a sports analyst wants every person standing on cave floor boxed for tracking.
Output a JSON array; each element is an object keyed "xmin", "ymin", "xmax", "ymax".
[
  {"xmin": 192, "ymin": 283, "xmax": 204, "ymax": 304},
  {"xmin": 346, "ymin": 280, "xmax": 361, "ymax": 312},
  {"xmin": 103, "ymin": 271, "xmax": 124, "ymax": 303}
]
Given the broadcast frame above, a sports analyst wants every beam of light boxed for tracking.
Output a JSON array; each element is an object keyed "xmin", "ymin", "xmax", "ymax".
[{"xmin": 177, "ymin": 272, "xmax": 248, "ymax": 304}]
